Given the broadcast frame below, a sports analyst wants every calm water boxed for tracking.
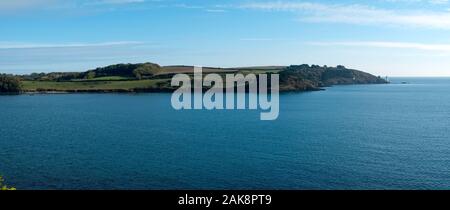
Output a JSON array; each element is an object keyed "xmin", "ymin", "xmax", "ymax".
[{"xmin": 1, "ymin": 78, "xmax": 450, "ymax": 190}]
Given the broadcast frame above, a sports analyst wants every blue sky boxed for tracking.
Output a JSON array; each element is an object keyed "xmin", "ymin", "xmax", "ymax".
[{"xmin": 1, "ymin": 0, "xmax": 450, "ymax": 76}]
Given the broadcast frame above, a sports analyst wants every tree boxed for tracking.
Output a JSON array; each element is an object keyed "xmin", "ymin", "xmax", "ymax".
[
  {"xmin": 135, "ymin": 72, "xmax": 142, "ymax": 80},
  {"xmin": 132, "ymin": 63, "xmax": 161, "ymax": 80},
  {"xmin": 85, "ymin": 71, "xmax": 96, "ymax": 80},
  {"xmin": 88, "ymin": 62, "xmax": 161, "ymax": 79},
  {"xmin": 0, "ymin": 74, "xmax": 22, "ymax": 93},
  {"xmin": 0, "ymin": 176, "xmax": 16, "ymax": 190}
]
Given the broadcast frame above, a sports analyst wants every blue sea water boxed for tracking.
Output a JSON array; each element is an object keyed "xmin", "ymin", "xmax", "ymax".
[{"xmin": 1, "ymin": 77, "xmax": 450, "ymax": 190}]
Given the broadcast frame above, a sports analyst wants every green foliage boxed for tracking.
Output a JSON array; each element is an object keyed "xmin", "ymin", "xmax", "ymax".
[
  {"xmin": 10, "ymin": 62, "xmax": 386, "ymax": 93},
  {"xmin": 85, "ymin": 71, "xmax": 96, "ymax": 80},
  {"xmin": 89, "ymin": 62, "xmax": 161, "ymax": 79},
  {"xmin": 279, "ymin": 64, "xmax": 387, "ymax": 91},
  {"xmin": 133, "ymin": 63, "xmax": 161, "ymax": 80},
  {"xmin": 57, "ymin": 72, "xmax": 83, "ymax": 82},
  {"xmin": 0, "ymin": 176, "xmax": 16, "ymax": 190},
  {"xmin": 20, "ymin": 72, "xmax": 83, "ymax": 82},
  {"xmin": 0, "ymin": 74, "xmax": 22, "ymax": 93},
  {"xmin": 19, "ymin": 62, "xmax": 162, "ymax": 82},
  {"xmin": 22, "ymin": 79, "xmax": 170, "ymax": 92},
  {"xmin": 73, "ymin": 76, "xmax": 133, "ymax": 81}
]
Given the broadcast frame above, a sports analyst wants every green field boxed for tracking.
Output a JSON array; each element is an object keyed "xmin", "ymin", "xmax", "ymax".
[
  {"xmin": 238, "ymin": 69, "xmax": 283, "ymax": 75},
  {"xmin": 22, "ymin": 79, "xmax": 170, "ymax": 92},
  {"xmin": 15, "ymin": 64, "xmax": 286, "ymax": 93},
  {"xmin": 20, "ymin": 68, "xmax": 283, "ymax": 92},
  {"xmin": 71, "ymin": 76, "xmax": 134, "ymax": 82}
]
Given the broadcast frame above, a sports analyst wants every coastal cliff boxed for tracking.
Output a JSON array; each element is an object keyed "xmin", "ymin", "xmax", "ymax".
[{"xmin": 279, "ymin": 65, "xmax": 387, "ymax": 91}]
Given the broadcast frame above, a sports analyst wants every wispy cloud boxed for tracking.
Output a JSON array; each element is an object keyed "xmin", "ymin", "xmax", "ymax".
[
  {"xmin": 240, "ymin": 1, "xmax": 450, "ymax": 29},
  {"xmin": 382, "ymin": 0, "xmax": 449, "ymax": 4},
  {"xmin": 0, "ymin": 0, "xmax": 152, "ymax": 13},
  {"xmin": 205, "ymin": 9, "xmax": 227, "ymax": 13},
  {"xmin": 83, "ymin": 0, "xmax": 146, "ymax": 6},
  {"xmin": 309, "ymin": 41, "xmax": 450, "ymax": 52},
  {"xmin": 0, "ymin": 0, "xmax": 58, "ymax": 11},
  {"xmin": 0, "ymin": 41, "xmax": 143, "ymax": 49},
  {"xmin": 174, "ymin": 3, "xmax": 204, "ymax": 9},
  {"xmin": 429, "ymin": 0, "xmax": 450, "ymax": 4}
]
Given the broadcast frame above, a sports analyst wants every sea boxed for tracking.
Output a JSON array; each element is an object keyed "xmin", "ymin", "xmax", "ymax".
[{"xmin": 1, "ymin": 77, "xmax": 449, "ymax": 189}]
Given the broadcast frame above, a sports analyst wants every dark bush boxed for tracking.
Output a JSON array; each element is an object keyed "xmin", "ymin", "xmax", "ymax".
[{"xmin": 0, "ymin": 74, "xmax": 22, "ymax": 93}]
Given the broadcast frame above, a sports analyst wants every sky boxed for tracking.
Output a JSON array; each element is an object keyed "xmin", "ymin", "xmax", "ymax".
[{"xmin": 1, "ymin": 0, "xmax": 450, "ymax": 76}]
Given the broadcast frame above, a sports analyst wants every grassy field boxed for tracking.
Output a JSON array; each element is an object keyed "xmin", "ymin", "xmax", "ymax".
[
  {"xmin": 158, "ymin": 66, "xmax": 238, "ymax": 76},
  {"xmin": 20, "ymin": 67, "xmax": 282, "ymax": 92},
  {"xmin": 22, "ymin": 79, "xmax": 170, "ymax": 92},
  {"xmin": 159, "ymin": 66, "xmax": 282, "ymax": 76},
  {"xmin": 71, "ymin": 76, "xmax": 134, "ymax": 82}
]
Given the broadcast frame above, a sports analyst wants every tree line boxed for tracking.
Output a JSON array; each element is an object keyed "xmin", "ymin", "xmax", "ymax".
[
  {"xmin": 19, "ymin": 62, "xmax": 162, "ymax": 82},
  {"xmin": 0, "ymin": 74, "xmax": 22, "ymax": 93}
]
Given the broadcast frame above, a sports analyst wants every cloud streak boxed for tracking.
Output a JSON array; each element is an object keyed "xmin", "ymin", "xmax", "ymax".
[
  {"xmin": 0, "ymin": 41, "xmax": 143, "ymax": 49},
  {"xmin": 0, "ymin": 0, "xmax": 150, "ymax": 12},
  {"xmin": 83, "ymin": 0, "xmax": 146, "ymax": 6},
  {"xmin": 240, "ymin": 1, "xmax": 450, "ymax": 29},
  {"xmin": 309, "ymin": 41, "xmax": 450, "ymax": 52},
  {"xmin": 0, "ymin": 0, "xmax": 58, "ymax": 11}
]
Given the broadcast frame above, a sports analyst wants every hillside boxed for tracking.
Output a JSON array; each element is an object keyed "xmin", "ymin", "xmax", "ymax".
[
  {"xmin": 279, "ymin": 65, "xmax": 387, "ymax": 91},
  {"xmin": 2, "ymin": 62, "xmax": 387, "ymax": 93}
]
